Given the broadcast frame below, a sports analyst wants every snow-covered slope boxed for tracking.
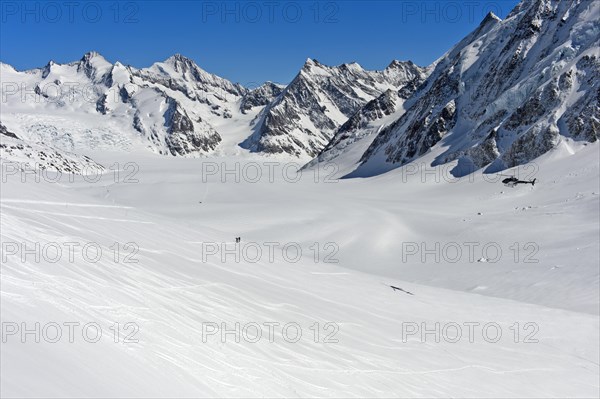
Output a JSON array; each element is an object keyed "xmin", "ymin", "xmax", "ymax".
[
  {"xmin": 241, "ymin": 59, "xmax": 427, "ymax": 159},
  {"xmin": 0, "ymin": 122, "xmax": 104, "ymax": 174},
  {"xmin": 352, "ymin": 0, "xmax": 599, "ymax": 177},
  {"xmin": 1, "ymin": 0, "xmax": 599, "ymax": 396},
  {"xmin": 1, "ymin": 142, "xmax": 598, "ymax": 397}
]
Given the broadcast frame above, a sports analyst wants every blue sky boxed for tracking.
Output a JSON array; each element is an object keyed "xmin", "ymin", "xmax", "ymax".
[{"xmin": 1, "ymin": 0, "xmax": 521, "ymax": 85}]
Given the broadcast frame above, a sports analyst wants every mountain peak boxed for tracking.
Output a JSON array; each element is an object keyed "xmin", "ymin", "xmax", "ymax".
[
  {"xmin": 386, "ymin": 60, "xmax": 416, "ymax": 70},
  {"xmin": 41, "ymin": 60, "xmax": 55, "ymax": 78},
  {"xmin": 77, "ymin": 51, "xmax": 111, "ymax": 81},
  {"xmin": 301, "ymin": 58, "xmax": 321, "ymax": 72},
  {"xmin": 300, "ymin": 58, "xmax": 325, "ymax": 75},
  {"xmin": 163, "ymin": 54, "xmax": 204, "ymax": 75},
  {"xmin": 477, "ymin": 11, "xmax": 502, "ymax": 31},
  {"xmin": 81, "ymin": 51, "xmax": 105, "ymax": 62},
  {"xmin": 483, "ymin": 11, "xmax": 502, "ymax": 23},
  {"xmin": 300, "ymin": 58, "xmax": 331, "ymax": 76},
  {"xmin": 78, "ymin": 51, "xmax": 110, "ymax": 69},
  {"xmin": 166, "ymin": 53, "xmax": 195, "ymax": 64},
  {"xmin": 340, "ymin": 62, "xmax": 363, "ymax": 72}
]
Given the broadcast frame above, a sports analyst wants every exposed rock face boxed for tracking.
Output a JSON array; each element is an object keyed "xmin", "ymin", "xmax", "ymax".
[
  {"xmin": 304, "ymin": 64, "xmax": 431, "ymax": 171},
  {"xmin": 163, "ymin": 98, "xmax": 222, "ymax": 156},
  {"xmin": 0, "ymin": 123, "xmax": 19, "ymax": 139},
  {"xmin": 240, "ymin": 82, "xmax": 285, "ymax": 114},
  {"xmin": 356, "ymin": 0, "xmax": 600, "ymax": 176},
  {"xmin": 562, "ymin": 56, "xmax": 600, "ymax": 143},
  {"xmin": 242, "ymin": 59, "xmax": 428, "ymax": 158},
  {"xmin": 336, "ymin": 89, "xmax": 401, "ymax": 136}
]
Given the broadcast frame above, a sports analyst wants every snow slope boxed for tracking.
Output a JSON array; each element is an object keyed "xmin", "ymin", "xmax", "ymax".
[
  {"xmin": 0, "ymin": 123, "xmax": 105, "ymax": 174},
  {"xmin": 1, "ymin": 0, "xmax": 599, "ymax": 396},
  {"xmin": 1, "ymin": 141, "xmax": 598, "ymax": 397}
]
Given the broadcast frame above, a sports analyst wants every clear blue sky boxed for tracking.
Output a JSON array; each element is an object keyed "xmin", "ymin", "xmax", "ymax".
[{"xmin": 1, "ymin": 0, "xmax": 521, "ymax": 86}]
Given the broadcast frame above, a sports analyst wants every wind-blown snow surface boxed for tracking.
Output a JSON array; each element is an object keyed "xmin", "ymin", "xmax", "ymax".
[{"xmin": 1, "ymin": 142, "xmax": 598, "ymax": 397}]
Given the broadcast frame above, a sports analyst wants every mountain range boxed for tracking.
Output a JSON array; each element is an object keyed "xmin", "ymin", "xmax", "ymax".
[{"xmin": 1, "ymin": 0, "xmax": 598, "ymax": 176}]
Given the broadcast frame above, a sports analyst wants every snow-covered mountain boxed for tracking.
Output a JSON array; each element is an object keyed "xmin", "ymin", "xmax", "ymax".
[
  {"xmin": 241, "ymin": 59, "xmax": 427, "ymax": 158},
  {"xmin": 0, "ymin": 54, "xmax": 426, "ymax": 161},
  {"xmin": 1, "ymin": 0, "xmax": 599, "ymax": 396},
  {"xmin": 304, "ymin": 65, "xmax": 429, "ymax": 174},
  {"xmin": 350, "ymin": 0, "xmax": 599, "ymax": 177},
  {"xmin": 1, "ymin": 0, "xmax": 597, "ymax": 173},
  {"xmin": 0, "ymin": 52, "xmax": 252, "ymax": 157}
]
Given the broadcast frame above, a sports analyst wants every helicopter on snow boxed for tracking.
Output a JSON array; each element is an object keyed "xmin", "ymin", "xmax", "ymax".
[{"xmin": 501, "ymin": 176, "xmax": 537, "ymax": 187}]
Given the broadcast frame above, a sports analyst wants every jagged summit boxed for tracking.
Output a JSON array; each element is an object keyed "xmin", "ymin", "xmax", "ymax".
[
  {"xmin": 339, "ymin": 62, "xmax": 364, "ymax": 73},
  {"xmin": 387, "ymin": 59, "xmax": 416, "ymax": 69},
  {"xmin": 300, "ymin": 58, "xmax": 324, "ymax": 73},
  {"xmin": 162, "ymin": 53, "xmax": 205, "ymax": 75},
  {"xmin": 81, "ymin": 50, "xmax": 103, "ymax": 60},
  {"xmin": 165, "ymin": 53, "xmax": 197, "ymax": 66},
  {"xmin": 76, "ymin": 51, "xmax": 112, "ymax": 82},
  {"xmin": 483, "ymin": 11, "xmax": 502, "ymax": 23}
]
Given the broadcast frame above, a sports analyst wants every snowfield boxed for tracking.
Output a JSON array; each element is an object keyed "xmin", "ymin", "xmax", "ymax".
[
  {"xmin": 1, "ymin": 140, "xmax": 598, "ymax": 397},
  {"xmin": 1, "ymin": 0, "xmax": 599, "ymax": 396}
]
